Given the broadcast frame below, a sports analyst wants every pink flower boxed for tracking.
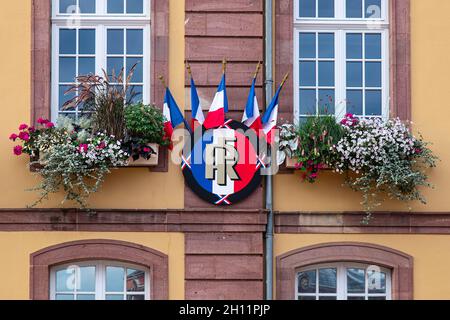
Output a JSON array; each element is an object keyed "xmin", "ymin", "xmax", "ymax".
[
  {"xmin": 19, "ymin": 124, "xmax": 28, "ymax": 131},
  {"xmin": 415, "ymin": 148, "xmax": 423, "ymax": 155},
  {"xmin": 37, "ymin": 118, "xmax": 49, "ymax": 125},
  {"xmin": 9, "ymin": 133, "xmax": 18, "ymax": 141},
  {"xmin": 18, "ymin": 132, "xmax": 30, "ymax": 141},
  {"xmin": 45, "ymin": 122, "xmax": 55, "ymax": 128},
  {"xmin": 307, "ymin": 160, "xmax": 314, "ymax": 166},
  {"xmin": 78, "ymin": 144, "xmax": 89, "ymax": 153},
  {"xmin": 28, "ymin": 127, "xmax": 36, "ymax": 133},
  {"xmin": 97, "ymin": 142, "xmax": 106, "ymax": 150},
  {"xmin": 345, "ymin": 113, "xmax": 354, "ymax": 118},
  {"xmin": 143, "ymin": 147, "xmax": 151, "ymax": 153},
  {"xmin": 13, "ymin": 145, "xmax": 23, "ymax": 156},
  {"xmin": 310, "ymin": 173, "xmax": 318, "ymax": 179}
]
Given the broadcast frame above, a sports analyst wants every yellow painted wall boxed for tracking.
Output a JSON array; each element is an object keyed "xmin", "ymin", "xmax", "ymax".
[
  {"xmin": 275, "ymin": 234, "xmax": 450, "ymax": 300},
  {"xmin": 274, "ymin": 0, "xmax": 450, "ymax": 212},
  {"xmin": 0, "ymin": 232, "xmax": 184, "ymax": 300},
  {"xmin": 0, "ymin": 0, "xmax": 185, "ymax": 209}
]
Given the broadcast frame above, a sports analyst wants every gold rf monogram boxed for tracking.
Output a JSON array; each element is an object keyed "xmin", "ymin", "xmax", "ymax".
[{"xmin": 205, "ymin": 137, "xmax": 240, "ymax": 186}]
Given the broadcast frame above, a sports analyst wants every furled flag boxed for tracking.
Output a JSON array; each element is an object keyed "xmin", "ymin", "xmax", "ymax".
[
  {"xmin": 242, "ymin": 63, "xmax": 262, "ymax": 134},
  {"xmin": 163, "ymin": 86, "xmax": 186, "ymax": 150},
  {"xmin": 203, "ymin": 61, "xmax": 229, "ymax": 129},
  {"xmin": 262, "ymin": 74, "xmax": 289, "ymax": 144},
  {"xmin": 188, "ymin": 68, "xmax": 205, "ymax": 130}
]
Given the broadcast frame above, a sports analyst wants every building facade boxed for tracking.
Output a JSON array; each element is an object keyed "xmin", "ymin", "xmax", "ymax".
[{"xmin": 1, "ymin": 0, "xmax": 450, "ymax": 300}]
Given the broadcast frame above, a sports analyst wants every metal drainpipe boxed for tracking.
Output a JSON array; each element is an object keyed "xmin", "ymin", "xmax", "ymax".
[{"xmin": 264, "ymin": 0, "xmax": 274, "ymax": 301}]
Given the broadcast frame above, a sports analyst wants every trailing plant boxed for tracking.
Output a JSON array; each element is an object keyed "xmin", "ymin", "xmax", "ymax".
[
  {"xmin": 10, "ymin": 118, "xmax": 128, "ymax": 209},
  {"xmin": 335, "ymin": 114, "xmax": 438, "ymax": 212},
  {"xmin": 63, "ymin": 66, "xmax": 138, "ymax": 141},
  {"xmin": 277, "ymin": 123, "xmax": 299, "ymax": 165},
  {"xmin": 124, "ymin": 103, "xmax": 168, "ymax": 161},
  {"xmin": 294, "ymin": 115, "xmax": 344, "ymax": 182}
]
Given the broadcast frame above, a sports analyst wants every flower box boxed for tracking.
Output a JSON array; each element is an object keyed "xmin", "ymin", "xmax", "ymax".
[{"xmin": 125, "ymin": 143, "xmax": 159, "ymax": 167}]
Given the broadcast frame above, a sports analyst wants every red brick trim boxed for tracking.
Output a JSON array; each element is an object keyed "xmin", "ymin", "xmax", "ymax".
[
  {"xmin": 30, "ymin": 239, "xmax": 168, "ymax": 300},
  {"xmin": 276, "ymin": 242, "xmax": 413, "ymax": 300},
  {"xmin": 275, "ymin": 212, "xmax": 450, "ymax": 234},
  {"xmin": 0, "ymin": 208, "xmax": 267, "ymax": 233},
  {"xmin": 31, "ymin": 0, "xmax": 169, "ymax": 171},
  {"xmin": 275, "ymin": 0, "xmax": 411, "ymax": 122}
]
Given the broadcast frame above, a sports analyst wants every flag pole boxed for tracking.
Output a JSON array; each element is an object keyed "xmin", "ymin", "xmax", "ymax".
[
  {"xmin": 253, "ymin": 61, "xmax": 262, "ymax": 79},
  {"xmin": 186, "ymin": 61, "xmax": 192, "ymax": 78},
  {"xmin": 280, "ymin": 72, "xmax": 290, "ymax": 87},
  {"xmin": 222, "ymin": 58, "xmax": 227, "ymax": 74},
  {"xmin": 158, "ymin": 75, "xmax": 167, "ymax": 88}
]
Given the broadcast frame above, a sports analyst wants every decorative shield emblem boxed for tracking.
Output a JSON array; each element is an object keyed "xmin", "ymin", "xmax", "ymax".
[{"xmin": 182, "ymin": 120, "xmax": 265, "ymax": 205}]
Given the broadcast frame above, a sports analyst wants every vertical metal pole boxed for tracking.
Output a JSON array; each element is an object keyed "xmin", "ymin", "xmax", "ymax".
[{"xmin": 264, "ymin": 0, "xmax": 274, "ymax": 301}]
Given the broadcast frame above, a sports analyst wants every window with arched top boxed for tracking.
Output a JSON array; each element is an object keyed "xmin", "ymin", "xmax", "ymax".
[
  {"xmin": 296, "ymin": 262, "xmax": 392, "ymax": 300},
  {"xmin": 50, "ymin": 261, "xmax": 150, "ymax": 300}
]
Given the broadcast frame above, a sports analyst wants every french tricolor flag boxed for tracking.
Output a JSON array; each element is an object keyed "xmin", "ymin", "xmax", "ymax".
[
  {"xmin": 163, "ymin": 87, "xmax": 186, "ymax": 150},
  {"xmin": 190, "ymin": 76, "xmax": 204, "ymax": 130},
  {"xmin": 262, "ymin": 85, "xmax": 283, "ymax": 145},
  {"xmin": 242, "ymin": 77, "xmax": 262, "ymax": 134},
  {"xmin": 203, "ymin": 74, "xmax": 228, "ymax": 129}
]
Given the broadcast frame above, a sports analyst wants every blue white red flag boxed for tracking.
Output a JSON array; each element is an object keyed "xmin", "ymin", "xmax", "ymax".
[
  {"xmin": 190, "ymin": 76, "xmax": 204, "ymax": 129},
  {"xmin": 242, "ymin": 78, "xmax": 262, "ymax": 133},
  {"xmin": 262, "ymin": 85, "xmax": 282, "ymax": 145},
  {"xmin": 203, "ymin": 74, "xmax": 228, "ymax": 129},
  {"xmin": 163, "ymin": 87, "xmax": 186, "ymax": 150}
]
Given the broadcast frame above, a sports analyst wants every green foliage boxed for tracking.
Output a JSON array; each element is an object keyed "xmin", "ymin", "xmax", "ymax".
[
  {"xmin": 294, "ymin": 115, "xmax": 344, "ymax": 182},
  {"xmin": 124, "ymin": 103, "xmax": 167, "ymax": 145}
]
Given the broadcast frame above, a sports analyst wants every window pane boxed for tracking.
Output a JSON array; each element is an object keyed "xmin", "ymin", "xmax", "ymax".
[
  {"xmin": 300, "ymin": 89, "xmax": 316, "ymax": 115},
  {"xmin": 346, "ymin": 34, "xmax": 362, "ymax": 59},
  {"xmin": 127, "ymin": 269, "xmax": 145, "ymax": 292},
  {"xmin": 56, "ymin": 294, "xmax": 75, "ymax": 300},
  {"xmin": 299, "ymin": 0, "xmax": 316, "ymax": 17},
  {"xmin": 59, "ymin": 85, "xmax": 76, "ymax": 110},
  {"xmin": 368, "ymin": 271, "xmax": 386, "ymax": 294},
  {"xmin": 56, "ymin": 267, "xmax": 75, "ymax": 292},
  {"xmin": 365, "ymin": 0, "xmax": 382, "ymax": 18},
  {"xmin": 60, "ymin": 57, "xmax": 76, "ymax": 83},
  {"xmin": 318, "ymin": 0, "xmax": 334, "ymax": 18},
  {"xmin": 346, "ymin": 0, "xmax": 362, "ymax": 18},
  {"xmin": 106, "ymin": 266, "xmax": 125, "ymax": 292},
  {"xmin": 319, "ymin": 268, "xmax": 337, "ymax": 294},
  {"xmin": 298, "ymin": 296, "xmax": 316, "ymax": 300},
  {"xmin": 299, "ymin": 61, "xmax": 316, "ymax": 86},
  {"xmin": 79, "ymin": 29, "xmax": 95, "ymax": 54},
  {"xmin": 127, "ymin": 85, "xmax": 143, "ymax": 103},
  {"xmin": 366, "ymin": 90, "xmax": 382, "ymax": 115},
  {"xmin": 79, "ymin": 0, "xmax": 96, "ymax": 13},
  {"xmin": 346, "ymin": 62, "xmax": 362, "ymax": 87},
  {"xmin": 108, "ymin": 0, "xmax": 124, "ymax": 13},
  {"xmin": 368, "ymin": 297, "xmax": 386, "ymax": 300},
  {"xmin": 319, "ymin": 296, "xmax": 337, "ymax": 300},
  {"xmin": 60, "ymin": 0, "xmax": 76, "ymax": 14},
  {"xmin": 365, "ymin": 62, "xmax": 381, "ymax": 87},
  {"xmin": 299, "ymin": 33, "xmax": 316, "ymax": 59},
  {"xmin": 127, "ymin": 57, "xmax": 143, "ymax": 82},
  {"xmin": 365, "ymin": 34, "xmax": 382, "ymax": 59},
  {"xmin": 127, "ymin": 0, "xmax": 144, "ymax": 14},
  {"xmin": 347, "ymin": 268, "xmax": 365, "ymax": 294},
  {"xmin": 107, "ymin": 29, "xmax": 124, "ymax": 54},
  {"xmin": 106, "ymin": 294, "xmax": 124, "ymax": 300},
  {"xmin": 79, "ymin": 266, "xmax": 96, "ymax": 292},
  {"xmin": 77, "ymin": 294, "xmax": 95, "ymax": 300},
  {"xmin": 319, "ymin": 61, "xmax": 334, "ymax": 86},
  {"xmin": 79, "ymin": 57, "xmax": 95, "ymax": 76},
  {"xmin": 318, "ymin": 33, "xmax": 334, "ymax": 59},
  {"xmin": 348, "ymin": 296, "xmax": 365, "ymax": 300},
  {"xmin": 127, "ymin": 295, "xmax": 145, "ymax": 300},
  {"xmin": 318, "ymin": 89, "xmax": 334, "ymax": 114},
  {"xmin": 298, "ymin": 270, "xmax": 316, "ymax": 294},
  {"xmin": 346, "ymin": 90, "xmax": 363, "ymax": 115},
  {"xmin": 108, "ymin": 57, "xmax": 124, "ymax": 77},
  {"xmin": 59, "ymin": 29, "xmax": 76, "ymax": 54},
  {"xmin": 127, "ymin": 29, "xmax": 143, "ymax": 55}
]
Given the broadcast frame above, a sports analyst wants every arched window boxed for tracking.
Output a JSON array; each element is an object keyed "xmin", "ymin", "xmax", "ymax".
[
  {"xmin": 50, "ymin": 261, "xmax": 150, "ymax": 300},
  {"xmin": 276, "ymin": 242, "xmax": 413, "ymax": 300},
  {"xmin": 297, "ymin": 262, "xmax": 391, "ymax": 300},
  {"xmin": 30, "ymin": 240, "xmax": 168, "ymax": 300}
]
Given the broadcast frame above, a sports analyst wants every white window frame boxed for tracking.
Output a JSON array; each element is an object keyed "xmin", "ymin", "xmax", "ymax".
[
  {"xmin": 293, "ymin": 0, "xmax": 389, "ymax": 123},
  {"xmin": 51, "ymin": 0, "xmax": 151, "ymax": 121},
  {"xmin": 296, "ymin": 262, "xmax": 392, "ymax": 300},
  {"xmin": 50, "ymin": 260, "xmax": 151, "ymax": 300}
]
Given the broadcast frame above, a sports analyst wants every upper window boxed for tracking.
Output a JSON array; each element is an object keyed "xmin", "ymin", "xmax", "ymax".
[
  {"xmin": 294, "ymin": 0, "xmax": 389, "ymax": 122},
  {"xmin": 51, "ymin": 0, "xmax": 151, "ymax": 121},
  {"xmin": 50, "ymin": 260, "xmax": 150, "ymax": 300},
  {"xmin": 297, "ymin": 263, "xmax": 392, "ymax": 300}
]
